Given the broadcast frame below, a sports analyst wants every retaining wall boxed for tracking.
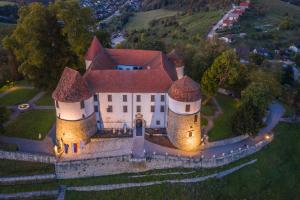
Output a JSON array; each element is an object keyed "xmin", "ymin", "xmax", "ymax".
[
  {"xmin": 55, "ymin": 139, "xmax": 270, "ymax": 179},
  {"xmin": 0, "ymin": 150, "xmax": 56, "ymax": 163}
]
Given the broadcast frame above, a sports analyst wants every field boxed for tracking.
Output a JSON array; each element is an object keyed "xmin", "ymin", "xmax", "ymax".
[
  {"xmin": 0, "ymin": 88, "xmax": 39, "ymax": 106},
  {"xmin": 4, "ymin": 110, "xmax": 55, "ymax": 140},
  {"xmin": 233, "ymin": 0, "xmax": 300, "ymax": 49},
  {"xmin": 125, "ymin": 9, "xmax": 178, "ymax": 31},
  {"xmin": 64, "ymin": 123, "xmax": 300, "ymax": 200},
  {"xmin": 125, "ymin": 9, "xmax": 223, "ymax": 47},
  {"xmin": 208, "ymin": 95, "xmax": 239, "ymax": 141}
]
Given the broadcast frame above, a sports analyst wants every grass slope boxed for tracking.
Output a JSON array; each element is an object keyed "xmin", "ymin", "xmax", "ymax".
[
  {"xmin": 0, "ymin": 159, "xmax": 55, "ymax": 177},
  {"xmin": 234, "ymin": 0, "xmax": 300, "ymax": 48},
  {"xmin": 125, "ymin": 9, "xmax": 178, "ymax": 31},
  {"xmin": 4, "ymin": 110, "xmax": 55, "ymax": 140},
  {"xmin": 65, "ymin": 123, "xmax": 300, "ymax": 200},
  {"xmin": 208, "ymin": 95, "xmax": 239, "ymax": 141},
  {"xmin": 0, "ymin": 88, "xmax": 39, "ymax": 106}
]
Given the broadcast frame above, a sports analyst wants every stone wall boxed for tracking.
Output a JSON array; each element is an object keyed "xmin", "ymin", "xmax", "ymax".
[
  {"xmin": 0, "ymin": 150, "xmax": 56, "ymax": 163},
  {"xmin": 56, "ymin": 113, "xmax": 97, "ymax": 145},
  {"xmin": 55, "ymin": 139, "xmax": 271, "ymax": 179},
  {"xmin": 167, "ymin": 109, "xmax": 201, "ymax": 151}
]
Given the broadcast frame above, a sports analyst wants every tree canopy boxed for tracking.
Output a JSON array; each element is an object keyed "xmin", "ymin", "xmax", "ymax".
[
  {"xmin": 201, "ymin": 50, "xmax": 246, "ymax": 98},
  {"xmin": 2, "ymin": 0, "xmax": 108, "ymax": 90}
]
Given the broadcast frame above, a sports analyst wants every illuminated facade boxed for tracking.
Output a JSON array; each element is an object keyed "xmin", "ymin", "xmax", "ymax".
[{"xmin": 52, "ymin": 37, "xmax": 202, "ymax": 154}]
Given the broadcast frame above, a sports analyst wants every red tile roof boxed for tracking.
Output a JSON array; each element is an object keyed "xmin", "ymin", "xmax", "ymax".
[
  {"xmin": 53, "ymin": 37, "xmax": 186, "ymax": 101},
  {"xmin": 84, "ymin": 50, "xmax": 178, "ymax": 93},
  {"xmin": 85, "ymin": 36, "xmax": 104, "ymax": 60},
  {"xmin": 168, "ymin": 76, "xmax": 201, "ymax": 102},
  {"xmin": 52, "ymin": 67, "xmax": 93, "ymax": 102}
]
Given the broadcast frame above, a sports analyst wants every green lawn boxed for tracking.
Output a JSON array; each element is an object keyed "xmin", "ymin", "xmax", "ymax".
[
  {"xmin": 125, "ymin": 9, "xmax": 178, "ymax": 31},
  {"xmin": 65, "ymin": 123, "xmax": 300, "ymax": 200},
  {"xmin": 0, "ymin": 88, "xmax": 39, "ymax": 106},
  {"xmin": 208, "ymin": 95, "xmax": 239, "ymax": 141},
  {"xmin": 201, "ymin": 117, "xmax": 208, "ymax": 127},
  {"xmin": 4, "ymin": 110, "xmax": 55, "ymax": 140},
  {"xmin": 201, "ymin": 99, "xmax": 216, "ymax": 116},
  {"xmin": 36, "ymin": 92, "xmax": 54, "ymax": 106},
  {"xmin": 0, "ymin": 159, "xmax": 55, "ymax": 177}
]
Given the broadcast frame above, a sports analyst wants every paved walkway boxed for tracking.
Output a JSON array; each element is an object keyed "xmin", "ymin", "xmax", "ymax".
[
  {"xmin": 0, "ymin": 174, "xmax": 56, "ymax": 184},
  {"xmin": 202, "ymin": 97, "xmax": 223, "ymax": 134},
  {"xmin": 67, "ymin": 159, "xmax": 256, "ymax": 192},
  {"xmin": 145, "ymin": 102, "xmax": 284, "ymax": 158},
  {"xmin": 0, "ymin": 190, "xmax": 59, "ymax": 200}
]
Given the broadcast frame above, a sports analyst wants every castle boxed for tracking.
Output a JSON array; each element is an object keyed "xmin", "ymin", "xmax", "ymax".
[{"xmin": 52, "ymin": 36, "xmax": 202, "ymax": 154}]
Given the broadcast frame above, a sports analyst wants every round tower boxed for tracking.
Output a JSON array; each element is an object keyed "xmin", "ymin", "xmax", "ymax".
[
  {"xmin": 167, "ymin": 76, "xmax": 201, "ymax": 151},
  {"xmin": 52, "ymin": 67, "xmax": 97, "ymax": 154}
]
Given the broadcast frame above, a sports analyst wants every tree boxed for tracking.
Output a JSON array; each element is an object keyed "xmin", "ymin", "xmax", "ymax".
[
  {"xmin": 232, "ymin": 99, "xmax": 264, "ymax": 136},
  {"xmin": 249, "ymin": 52, "xmax": 265, "ymax": 65},
  {"xmin": 2, "ymin": 1, "xmax": 96, "ymax": 89},
  {"xmin": 51, "ymin": 0, "xmax": 96, "ymax": 65},
  {"xmin": 188, "ymin": 38, "xmax": 227, "ymax": 82},
  {"xmin": 201, "ymin": 50, "xmax": 246, "ymax": 101}
]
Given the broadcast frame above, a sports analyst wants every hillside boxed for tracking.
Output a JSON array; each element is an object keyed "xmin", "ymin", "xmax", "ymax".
[
  {"xmin": 141, "ymin": 0, "xmax": 232, "ymax": 11},
  {"xmin": 230, "ymin": 0, "xmax": 300, "ymax": 49}
]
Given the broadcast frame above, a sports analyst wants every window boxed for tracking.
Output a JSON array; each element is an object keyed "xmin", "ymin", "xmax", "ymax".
[
  {"xmin": 136, "ymin": 95, "xmax": 141, "ymax": 102},
  {"xmin": 194, "ymin": 115, "xmax": 198, "ymax": 123},
  {"xmin": 94, "ymin": 94, "xmax": 98, "ymax": 102},
  {"xmin": 185, "ymin": 104, "xmax": 190, "ymax": 112},
  {"xmin": 123, "ymin": 105, "xmax": 128, "ymax": 113},
  {"xmin": 107, "ymin": 105, "xmax": 113, "ymax": 112},
  {"xmin": 151, "ymin": 105, "xmax": 155, "ymax": 112},
  {"xmin": 160, "ymin": 105, "xmax": 165, "ymax": 112},
  {"xmin": 189, "ymin": 131, "xmax": 193, "ymax": 137},
  {"xmin": 160, "ymin": 95, "xmax": 165, "ymax": 102},
  {"xmin": 123, "ymin": 95, "xmax": 127, "ymax": 102},
  {"xmin": 107, "ymin": 95, "xmax": 112, "ymax": 102},
  {"xmin": 82, "ymin": 114, "xmax": 85, "ymax": 119},
  {"xmin": 151, "ymin": 95, "xmax": 155, "ymax": 102},
  {"xmin": 80, "ymin": 101, "xmax": 85, "ymax": 109},
  {"xmin": 137, "ymin": 105, "xmax": 141, "ymax": 112},
  {"xmin": 156, "ymin": 120, "xmax": 161, "ymax": 125},
  {"xmin": 94, "ymin": 105, "xmax": 98, "ymax": 112},
  {"xmin": 55, "ymin": 100, "xmax": 59, "ymax": 108}
]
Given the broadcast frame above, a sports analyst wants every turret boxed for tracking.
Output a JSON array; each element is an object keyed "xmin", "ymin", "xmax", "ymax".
[
  {"xmin": 167, "ymin": 76, "xmax": 201, "ymax": 151},
  {"xmin": 52, "ymin": 67, "xmax": 96, "ymax": 154}
]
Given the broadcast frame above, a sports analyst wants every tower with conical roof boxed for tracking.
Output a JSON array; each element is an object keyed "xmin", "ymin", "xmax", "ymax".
[{"xmin": 167, "ymin": 76, "xmax": 202, "ymax": 151}]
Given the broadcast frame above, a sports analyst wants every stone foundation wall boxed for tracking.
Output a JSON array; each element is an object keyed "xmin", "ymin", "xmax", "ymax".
[
  {"xmin": 55, "ymin": 139, "xmax": 270, "ymax": 179},
  {"xmin": 56, "ymin": 113, "xmax": 97, "ymax": 145},
  {"xmin": 167, "ymin": 109, "xmax": 201, "ymax": 151},
  {"xmin": 0, "ymin": 150, "xmax": 56, "ymax": 163}
]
